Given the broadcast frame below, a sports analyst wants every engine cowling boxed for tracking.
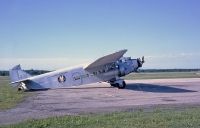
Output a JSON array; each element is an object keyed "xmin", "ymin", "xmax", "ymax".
[{"xmin": 137, "ymin": 56, "xmax": 145, "ymax": 68}]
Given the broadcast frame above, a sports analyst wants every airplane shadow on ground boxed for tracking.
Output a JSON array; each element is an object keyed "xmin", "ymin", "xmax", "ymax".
[
  {"xmin": 125, "ymin": 83, "xmax": 197, "ymax": 93},
  {"xmin": 28, "ymin": 83, "xmax": 197, "ymax": 93}
]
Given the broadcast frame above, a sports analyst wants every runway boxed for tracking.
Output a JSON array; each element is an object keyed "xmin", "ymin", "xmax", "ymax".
[{"xmin": 1, "ymin": 78, "xmax": 200, "ymax": 125}]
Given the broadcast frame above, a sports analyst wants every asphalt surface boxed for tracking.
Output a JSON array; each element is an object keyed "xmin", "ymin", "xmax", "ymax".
[{"xmin": 1, "ymin": 78, "xmax": 200, "ymax": 125}]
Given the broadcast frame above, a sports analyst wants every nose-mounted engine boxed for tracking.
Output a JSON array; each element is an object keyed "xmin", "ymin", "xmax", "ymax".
[
  {"xmin": 117, "ymin": 56, "xmax": 145, "ymax": 77},
  {"xmin": 137, "ymin": 56, "xmax": 145, "ymax": 68}
]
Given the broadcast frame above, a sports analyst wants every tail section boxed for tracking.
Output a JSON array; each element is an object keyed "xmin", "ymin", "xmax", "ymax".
[{"xmin": 9, "ymin": 65, "xmax": 31, "ymax": 86}]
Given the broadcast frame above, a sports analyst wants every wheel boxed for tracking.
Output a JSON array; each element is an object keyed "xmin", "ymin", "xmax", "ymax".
[
  {"xmin": 118, "ymin": 81, "xmax": 126, "ymax": 89},
  {"xmin": 18, "ymin": 87, "xmax": 23, "ymax": 91}
]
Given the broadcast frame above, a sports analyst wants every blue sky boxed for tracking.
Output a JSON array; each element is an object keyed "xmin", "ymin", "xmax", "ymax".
[{"xmin": 0, "ymin": 0, "xmax": 200, "ymax": 70}]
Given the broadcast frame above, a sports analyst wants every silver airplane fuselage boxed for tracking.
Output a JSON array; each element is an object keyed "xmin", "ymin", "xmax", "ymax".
[{"xmin": 9, "ymin": 49, "xmax": 144, "ymax": 90}]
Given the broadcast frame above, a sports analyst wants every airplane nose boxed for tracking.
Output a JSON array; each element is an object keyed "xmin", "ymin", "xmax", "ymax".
[
  {"xmin": 137, "ymin": 58, "xmax": 142, "ymax": 67},
  {"xmin": 137, "ymin": 56, "xmax": 145, "ymax": 68}
]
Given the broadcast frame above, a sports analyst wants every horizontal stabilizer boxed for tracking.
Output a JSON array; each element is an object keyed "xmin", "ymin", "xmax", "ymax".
[{"xmin": 11, "ymin": 78, "xmax": 31, "ymax": 84}]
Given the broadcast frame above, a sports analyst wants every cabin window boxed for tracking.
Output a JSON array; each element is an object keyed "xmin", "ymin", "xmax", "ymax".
[{"xmin": 74, "ymin": 76, "xmax": 81, "ymax": 80}]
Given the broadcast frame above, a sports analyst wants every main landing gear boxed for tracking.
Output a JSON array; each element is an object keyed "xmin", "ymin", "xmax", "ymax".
[{"xmin": 110, "ymin": 79, "xmax": 126, "ymax": 89}]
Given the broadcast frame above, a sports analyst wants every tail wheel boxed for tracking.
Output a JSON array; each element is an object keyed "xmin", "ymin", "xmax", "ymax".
[
  {"xmin": 18, "ymin": 83, "xmax": 27, "ymax": 91},
  {"xmin": 118, "ymin": 81, "xmax": 126, "ymax": 89},
  {"xmin": 18, "ymin": 86, "xmax": 23, "ymax": 91}
]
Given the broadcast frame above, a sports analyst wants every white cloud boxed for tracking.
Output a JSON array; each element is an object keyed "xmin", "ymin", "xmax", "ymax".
[
  {"xmin": 143, "ymin": 52, "xmax": 200, "ymax": 69},
  {"xmin": 146, "ymin": 52, "xmax": 200, "ymax": 59}
]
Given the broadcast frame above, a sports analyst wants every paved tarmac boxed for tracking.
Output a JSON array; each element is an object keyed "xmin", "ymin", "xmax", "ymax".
[{"xmin": 1, "ymin": 78, "xmax": 200, "ymax": 125}]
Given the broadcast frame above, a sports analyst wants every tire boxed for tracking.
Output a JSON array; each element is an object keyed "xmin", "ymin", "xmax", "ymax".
[
  {"xmin": 118, "ymin": 81, "xmax": 126, "ymax": 89},
  {"xmin": 18, "ymin": 87, "xmax": 22, "ymax": 91}
]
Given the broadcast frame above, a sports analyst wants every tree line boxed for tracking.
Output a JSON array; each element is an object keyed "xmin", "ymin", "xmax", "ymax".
[
  {"xmin": 0, "ymin": 69, "xmax": 200, "ymax": 76},
  {"xmin": 139, "ymin": 69, "xmax": 200, "ymax": 73},
  {"xmin": 0, "ymin": 70, "xmax": 49, "ymax": 76}
]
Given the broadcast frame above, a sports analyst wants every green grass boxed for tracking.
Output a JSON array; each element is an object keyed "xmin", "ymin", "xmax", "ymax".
[
  {"xmin": 0, "ymin": 76, "xmax": 27, "ymax": 110},
  {"xmin": 125, "ymin": 72, "xmax": 200, "ymax": 80},
  {"xmin": 2, "ymin": 107, "xmax": 200, "ymax": 128}
]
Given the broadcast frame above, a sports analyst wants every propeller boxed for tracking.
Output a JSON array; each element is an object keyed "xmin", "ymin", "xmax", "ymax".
[
  {"xmin": 141, "ymin": 56, "xmax": 145, "ymax": 64},
  {"xmin": 137, "ymin": 56, "xmax": 145, "ymax": 68}
]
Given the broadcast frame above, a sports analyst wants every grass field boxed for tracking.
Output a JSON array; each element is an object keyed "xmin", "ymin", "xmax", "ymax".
[
  {"xmin": 125, "ymin": 72, "xmax": 200, "ymax": 80},
  {"xmin": 2, "ymin": 107, "xmax": 200, "ymax": 128},
  {"xmin": 0, "ymin": 76, "xmax": 27, "ymax": 110}
]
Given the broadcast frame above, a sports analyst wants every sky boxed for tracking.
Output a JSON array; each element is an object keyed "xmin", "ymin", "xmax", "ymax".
[{"xmin": 0, "ymin": 0, "xmax": 200, "ymax": 70}]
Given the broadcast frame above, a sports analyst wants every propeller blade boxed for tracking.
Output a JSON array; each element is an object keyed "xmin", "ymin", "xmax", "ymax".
[{"xmin": 142, "ymin": 56, "xmax": 145, "ymax": 63}]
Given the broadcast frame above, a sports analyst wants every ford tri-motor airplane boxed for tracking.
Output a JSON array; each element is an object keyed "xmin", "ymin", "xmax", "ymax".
[{"xmin": 9, "ymin": 49, "xmax": 144, "ymax": 91}]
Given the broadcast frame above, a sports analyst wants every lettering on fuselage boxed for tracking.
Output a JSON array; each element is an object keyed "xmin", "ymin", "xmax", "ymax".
[{"xmin": 73, "ymin": 74, "xmax": 90, "ymax": 81}]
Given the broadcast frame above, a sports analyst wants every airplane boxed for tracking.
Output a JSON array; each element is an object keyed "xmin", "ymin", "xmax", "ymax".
[{"xmin": 9, "ymin": 49, "xmax": 144, "ymax": 91}]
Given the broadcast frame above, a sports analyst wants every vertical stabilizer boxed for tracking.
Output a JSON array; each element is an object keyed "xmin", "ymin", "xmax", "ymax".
[{"xmin": 9, "ymin": 65, "xmax": 31, "ymax": 84}]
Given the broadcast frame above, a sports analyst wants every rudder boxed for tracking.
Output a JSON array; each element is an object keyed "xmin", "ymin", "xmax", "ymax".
[{"xmin": 9, "ymin": 65, "xmax": 31, "ymax": 84}]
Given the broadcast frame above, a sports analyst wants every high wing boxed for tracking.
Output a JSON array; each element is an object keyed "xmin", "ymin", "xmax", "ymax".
[{"xmin": 85, "ymin": 49, "xmax": 127, "ymax": 70}]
